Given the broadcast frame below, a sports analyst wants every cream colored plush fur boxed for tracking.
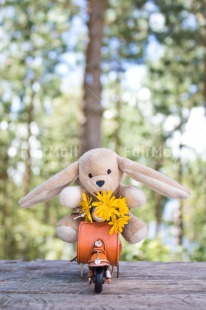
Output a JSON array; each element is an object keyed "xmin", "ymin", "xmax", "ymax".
[{"xmin": 19, "ymin": 148, "xmax": 190, "ymax": 244}]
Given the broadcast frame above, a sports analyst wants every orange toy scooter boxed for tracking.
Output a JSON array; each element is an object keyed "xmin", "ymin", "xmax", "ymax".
[{"xmin": 74, "ymin": 221, "xmax": 122, "ymax": 293}]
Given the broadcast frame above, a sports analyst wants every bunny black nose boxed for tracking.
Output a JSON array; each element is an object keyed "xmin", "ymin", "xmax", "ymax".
[{"xmin": 96, "ymin": 180, "xmax": 105, "ymax": 187}]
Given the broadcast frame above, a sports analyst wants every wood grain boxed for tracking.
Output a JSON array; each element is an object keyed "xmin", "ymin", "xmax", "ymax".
[{"xmin": 0, "ymin": 260, "xmax": 206, "ymax": 309}]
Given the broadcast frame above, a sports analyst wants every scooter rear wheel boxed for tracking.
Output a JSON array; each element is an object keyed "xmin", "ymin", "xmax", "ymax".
[{"xmin": 95, "ymin": 267, "xmax": 104, "ymax": 293}]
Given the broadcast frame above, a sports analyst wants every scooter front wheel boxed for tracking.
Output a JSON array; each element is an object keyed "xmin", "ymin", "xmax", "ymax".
[{"xmin": 95, "ymin": 267, "xmax": 104, "ymax": 293}]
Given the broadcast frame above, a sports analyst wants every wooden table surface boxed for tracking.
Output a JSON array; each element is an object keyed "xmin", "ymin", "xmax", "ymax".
[{"xmin": 0, "ymin": 260, "xmax": 206, "ymax": 309}]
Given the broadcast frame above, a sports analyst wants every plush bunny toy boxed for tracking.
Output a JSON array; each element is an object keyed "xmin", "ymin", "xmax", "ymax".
[{"xmin": 19, "ymin": 148, "xmax": 190, "ymax": 244}]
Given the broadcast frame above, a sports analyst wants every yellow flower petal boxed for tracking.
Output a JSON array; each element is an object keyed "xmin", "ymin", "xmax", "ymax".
[
  {"xmin": 80, "ymin": 193, "xmax": 93, "ymax": 222},
  {"xmin": 108, "ymin": 215, "xmax": 130, "ymax": 234}
]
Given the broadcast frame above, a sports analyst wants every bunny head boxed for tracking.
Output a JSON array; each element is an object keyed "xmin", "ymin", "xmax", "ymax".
[
  {"xmin": 19, "ymin": 148, "xmax": 190, "ymax": 208},
  {"xmin": 78, "ymin": 148, "xmax": 123, "ymax": 196}
]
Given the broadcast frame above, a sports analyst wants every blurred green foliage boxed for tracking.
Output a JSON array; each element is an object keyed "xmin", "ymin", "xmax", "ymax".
[{"xmin": 0, "ymin": 0, "xmax": 205, "ymax": 261}]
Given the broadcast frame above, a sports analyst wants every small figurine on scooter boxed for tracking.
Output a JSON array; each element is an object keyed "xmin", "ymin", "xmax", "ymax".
[{"xmin": 19, "ymin": 148, "xmax": 190, "ymax": 292}]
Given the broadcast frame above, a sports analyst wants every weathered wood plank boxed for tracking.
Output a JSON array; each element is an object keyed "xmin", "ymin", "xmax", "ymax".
[{"xmin": 0, "ymin": 260, "xmax": 206, "ymax": 309}]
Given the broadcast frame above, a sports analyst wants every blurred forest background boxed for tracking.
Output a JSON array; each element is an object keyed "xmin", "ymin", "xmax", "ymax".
[{"xmin": 0, "ymin": 0, "xmax": 206, "ymax": 261}]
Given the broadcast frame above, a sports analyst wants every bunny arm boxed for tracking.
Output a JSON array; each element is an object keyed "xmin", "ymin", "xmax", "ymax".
[
  {"xmin": 60, "ymin": 186, "xmax": 85, "ymax": 208},
  {"xmin": 119, "ymin": 185, "xmax": 146, "ymax": 208},
  {"xmin": 122, "ymin": 212, "xmax": 147, "ymax": 243}
]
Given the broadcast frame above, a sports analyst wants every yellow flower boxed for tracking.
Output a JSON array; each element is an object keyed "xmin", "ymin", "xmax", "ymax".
[
  {"xmin": 92, "ymin": 190, "xmax": 120, "ymax": 221},
  {"xmin": 80, "ymin": 193, "xmax": 93, "ymax": 222},
  {"xmin": 117, "ymin": 197, "xmax": 129, "ymax": 216},
  {"xmin": 108, "ymin": 215, "xmax": 130, "ymax": 234},
  {"xmin": 80, "ymin": 191, "xmax": 130, "ymax": 234}
]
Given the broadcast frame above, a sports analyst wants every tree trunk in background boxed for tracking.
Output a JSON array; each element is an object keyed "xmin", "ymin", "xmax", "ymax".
[
  {"xmin": 154, "ymin": 192, "xmax": 162, "ymax": 237},
  {"xmin": 176, "ymin": 199, "xmax": 183, "ymax": 245},
  {"xmin": 0, "ymin": 150, "xmax": 9, "ymax": 257},
  {"xmin": 204, "ymin": 37, "xmax": 206, "ymax": 115},
  {"xmin": 153, "ymin": 147, "xmax": 163, "ymax": 237},
  {"xmin": 114, "ymin": 93, "xmax": 121, "ymax": 154},
  {"xmin": 79, "ymin": 0, "xmax": 106, "ymax": 156},
  {"xmin": 176, "ymin": 90, "xmax": 184, "ymax": 246},
  {"xmin": 114, "ymin": 65, "xmax": 122, "ymax": 154},
  {"xmin": 176, "ymin": 140, "xmax": 183, "ymax": 245},
  {"xmin": 203, "ymin": 2, "xmax": 206, "ymax": 115},
  {"xmin": 23, "ymin": 93, "xmax": 34, "ymax": 195}
]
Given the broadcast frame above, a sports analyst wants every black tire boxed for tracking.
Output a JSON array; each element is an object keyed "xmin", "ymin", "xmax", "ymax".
[{"xmin": 95, "ymin": 267, "xmax": 104, "ymax": 293}]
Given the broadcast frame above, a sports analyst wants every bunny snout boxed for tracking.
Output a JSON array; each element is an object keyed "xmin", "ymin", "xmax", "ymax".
[
  {"xmin": 96, "ymin": 180, "xmax": 105, "ymax": 187},
  {"xmin": 89, "ymin": 175, "xmax": 108, "ymax": 192}
]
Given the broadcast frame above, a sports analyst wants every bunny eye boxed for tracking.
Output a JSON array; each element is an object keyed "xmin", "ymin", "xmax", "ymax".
[
  {"xmin": 107, "ymin": 169, "xmax": 111, "ymax": 174},
  {"xmin": 88, "ymin": 173, "xmax": 93, "ymax": 178}
]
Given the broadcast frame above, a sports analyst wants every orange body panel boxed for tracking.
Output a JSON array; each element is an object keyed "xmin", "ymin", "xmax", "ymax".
[{"xmin": 77, "ymin": 222, "xmax": 122, "ymax": 266}]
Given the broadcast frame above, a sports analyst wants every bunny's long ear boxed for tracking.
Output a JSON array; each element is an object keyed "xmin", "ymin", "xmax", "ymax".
[
  {"xmin": 19, "ymin": 161, "xmax": 79, "ymax": 208},
  {"xmin": 118, "ymin": 157, "xmax": 190, "ymax": 199}
]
